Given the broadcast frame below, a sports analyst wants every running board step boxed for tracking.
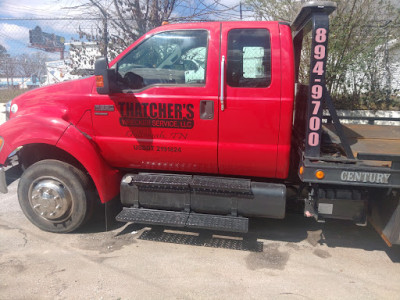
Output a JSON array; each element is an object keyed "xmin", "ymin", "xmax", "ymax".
[
  {"xmin": 186, "ymin": 213, "xmax": 248, "ymax": 233},
  {"xmin": 116, "ymin": 208, "xmax": 249, "ymax": 233},
  {"xmin": 116, "ymin": 208, "xmax": 188, "ymax": 227}
]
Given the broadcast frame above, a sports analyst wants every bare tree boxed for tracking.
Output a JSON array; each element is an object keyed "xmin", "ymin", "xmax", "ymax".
[
  {"xmin": 0, "ymin": 45, "xmax": 17, "ymax": 87},
  {"xmin": 0, "ymin": 44, "xmax": 10, "ymax": 83},
  {"xmin": 246, "ymin": 0, "xmax": 400, "ymax": 109},
  {"xmin": 0, "ymin": 44, "xmax": 7, "ymax": 58},
  {"xmin": 3, "ymin": 58, "xmax": 17, "ymax": 87},
  {"xmin": 17, "ymin": 53, "xmax": 48, "ymax": 79},
  {"xmin": 67, "ymin": 0, "xmax": 240, "ymax": 72}
]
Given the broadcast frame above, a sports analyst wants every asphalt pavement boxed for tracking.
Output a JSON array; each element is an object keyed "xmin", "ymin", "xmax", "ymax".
[
  {"xmin": 1, "ymin": 164, "xmax": 400, "ymax": 299},
  {"xmin": 1, "ymin": 110, "xmax": 400, "ymax": 299}
]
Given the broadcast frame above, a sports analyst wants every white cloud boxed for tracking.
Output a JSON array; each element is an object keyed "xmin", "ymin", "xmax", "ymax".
[
  {"xmin": 0, "ymin": 0, "xmax": 114, "ymax": 38},
  {"xmin": 0, "ymin": 0, "xmax": 101, "ymax": 55},
  {"xmin": 0, "ymin": 0, "xmax": 257, "ymax": 56},
  {"xmin": 0, "ymin": 23, "xmax": 30, "ymax": 51},
  {"xmin": 0, "ymin": 0, "xmax": 83, "ymax": 19}
]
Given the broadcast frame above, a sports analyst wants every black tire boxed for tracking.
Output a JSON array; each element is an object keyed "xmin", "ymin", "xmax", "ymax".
[{"xmin": 18, "ymin": 159, "xmax": 91, "ymax": 233}]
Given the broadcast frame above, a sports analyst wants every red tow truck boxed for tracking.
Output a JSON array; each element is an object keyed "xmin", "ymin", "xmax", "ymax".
[{"xmin": 1, "ymin": 2, "xmax": 399, "ymax": 245}]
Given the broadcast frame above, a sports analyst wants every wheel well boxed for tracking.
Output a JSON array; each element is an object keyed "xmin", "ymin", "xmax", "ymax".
[{"xmin": 18, "ymin": 143, "xmax": 88, "ymax": 176}]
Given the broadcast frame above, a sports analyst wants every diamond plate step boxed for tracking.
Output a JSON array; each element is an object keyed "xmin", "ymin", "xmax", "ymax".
[
  {"xmin": 130, "ymin": 174, "xmax": 192, "ymax": 192},
  {"xmin": 116, "ymin": 208, "xmax": 189, "ymax": 227},
  {"xmin": 186, "ymin": 213, "xmax": 249, "ymax": 233},
  {"xmin": 116, "ymin": 208, "xmax": 249, "ymax": 233},
  {"xmin": 191, "ymin": 176, "xmax": 253, "ymax": 197}
]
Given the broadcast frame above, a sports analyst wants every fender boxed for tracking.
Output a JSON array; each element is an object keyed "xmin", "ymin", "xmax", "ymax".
[
  {"xmin": 0, "ymin": 114, "xmax": 69, "ymax": 164},
  {"xmin": 56, "ymin": 125, "xmax": 121, "ymax": 203},
  {"xmin": 0, "ymin": 115, "xmax": 121, "ymax": 203}
]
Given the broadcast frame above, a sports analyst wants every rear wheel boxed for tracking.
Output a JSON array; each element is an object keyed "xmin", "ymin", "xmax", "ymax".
[{"xmin": 18, "ymin": 160, "xmax": 91, "ymax": 233}]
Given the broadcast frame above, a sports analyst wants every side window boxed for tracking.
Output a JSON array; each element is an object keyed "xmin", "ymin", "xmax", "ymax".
[
  {"xmin": 117, "ymin": 30, "xmax": 208, "ymax": 90},
  {"xmin": 227, "ymin": 29, "xmax": 271, "ymax": 88}
]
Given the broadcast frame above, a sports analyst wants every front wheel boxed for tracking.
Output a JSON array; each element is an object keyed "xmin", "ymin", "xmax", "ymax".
[{"xmin": 18, "ymin": 160, "xmax": 91, "ymax": 233}]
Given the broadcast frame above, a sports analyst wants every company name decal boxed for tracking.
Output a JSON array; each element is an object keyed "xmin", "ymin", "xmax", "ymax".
[
  {"xmin": 340, "ymin": 171, "xmax": 391, "ymax": 184},
  {"xmin": 118, "ymin": 102, "xmax": 194, "ymax": 129}
]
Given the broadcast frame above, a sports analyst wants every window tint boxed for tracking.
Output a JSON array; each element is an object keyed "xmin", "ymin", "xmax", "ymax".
[
  {"xmin": 117, "ymin": 30, "xmax": 208, "ymax": 90},
  {"xmin": 227, "ymin": 29, "xmax": 271, "ymax": 88}
]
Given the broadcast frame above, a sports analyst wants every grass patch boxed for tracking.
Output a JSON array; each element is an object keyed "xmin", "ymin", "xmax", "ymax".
[{"xmin": 0, "ymin": 89, "xmax": 30, "ymax": 103}]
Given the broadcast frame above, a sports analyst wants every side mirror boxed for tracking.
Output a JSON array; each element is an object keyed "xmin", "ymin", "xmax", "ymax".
[{"xmin": 94, "ymin": 57, "xmax": 110, "ymax": 95}]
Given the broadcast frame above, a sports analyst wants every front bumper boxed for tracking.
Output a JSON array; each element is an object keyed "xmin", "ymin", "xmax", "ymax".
[{"xmin": 0, "ymin": 167, "xmax": 7, "ymax": 193}]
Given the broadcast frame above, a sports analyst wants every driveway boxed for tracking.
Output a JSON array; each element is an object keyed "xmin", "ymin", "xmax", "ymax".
[{"xmin": 1, "ymin": 165, "xmax": 400, "ymax": 299}]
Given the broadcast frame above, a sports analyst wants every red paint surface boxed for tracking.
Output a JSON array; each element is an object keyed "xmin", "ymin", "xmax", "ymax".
[
  {"xmin": 56, "ymin": 125, "xmax": 121, "ymax": 203},
  {"xmin": 276, "ymin": 23, "xmax": 295, "ymax": 178},
  {"xmin": 0, "ymin": 21, "xmax": 295, "ymax": 202},
  {"xmin": 218, "ymin": 22, "xmax": 282, "ymax": 178}
]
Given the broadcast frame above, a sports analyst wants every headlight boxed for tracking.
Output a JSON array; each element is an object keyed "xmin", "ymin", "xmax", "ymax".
[{"xmin": 5, "ymin": 100, "xmax": 11, "ymax": 121}]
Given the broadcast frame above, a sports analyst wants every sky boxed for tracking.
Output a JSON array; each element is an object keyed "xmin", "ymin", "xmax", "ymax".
[
  {"xmin": 0, "ymin": 0, "xmax": 248, "ymax": 58},
  {"xmin": 2, "ymin": 1, "xmax": 84, "ymax": 58},
  {"xmin": 1, "ymin": 0, "xmax": 399, "ymax": 57},
  {"xmin": 0, "ymin": 0, "xmax": 86, "ymax": 57}
]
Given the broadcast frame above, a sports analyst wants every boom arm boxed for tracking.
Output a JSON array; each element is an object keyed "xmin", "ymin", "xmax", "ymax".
[{"xmin": 291, "ymin": 1, "xmax": 354, "ymax": 159}]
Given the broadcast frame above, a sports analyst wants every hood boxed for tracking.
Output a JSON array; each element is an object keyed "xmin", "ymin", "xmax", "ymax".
[{"xmin": 9, "ymin": 76, "xmax": 95, "ymax": 125}]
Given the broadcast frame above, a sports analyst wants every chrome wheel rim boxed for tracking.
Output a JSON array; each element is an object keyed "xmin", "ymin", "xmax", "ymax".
[{"xmin": 29, "ymin": 177, "xmax": 73, "ymax": 222}]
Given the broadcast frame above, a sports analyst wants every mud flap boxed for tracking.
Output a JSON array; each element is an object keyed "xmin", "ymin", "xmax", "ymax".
[
  {"xmin": 0, "ymin": 167, "xmax": 7, "ymax": 193},
  {"xmin": 369, "ymin": 191, "xmax": 400, "ymax": 246}
]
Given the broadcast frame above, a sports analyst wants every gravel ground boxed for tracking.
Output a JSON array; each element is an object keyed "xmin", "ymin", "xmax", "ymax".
[{"xmin": 1, "ymin": 165, "xmax": 400, "ymax": 300}]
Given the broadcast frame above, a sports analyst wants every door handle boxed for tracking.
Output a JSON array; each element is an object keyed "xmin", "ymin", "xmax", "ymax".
[
  {"xmin": 220, "ymin": 55, "xmax": 225, "ymax": 111},
  {"xmin": 200, "ymin": 100, "xmax": 214, "ymax": 120}
]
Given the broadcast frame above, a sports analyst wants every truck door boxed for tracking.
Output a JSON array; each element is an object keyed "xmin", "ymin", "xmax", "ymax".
[
  {"xmin": 218, "ymin": 23, "xmax": 281, "ymax": 178},
  {"xmin": 92, "ymin": 24, "xmax": 219, "ymax": 174}
]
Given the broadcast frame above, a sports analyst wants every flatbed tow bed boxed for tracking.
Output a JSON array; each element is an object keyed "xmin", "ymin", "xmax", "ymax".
[
  {"xmin": 291, "ymin": 3, "xmax": 400, "ymax": 246},
  {"xmin": 323, "ymin": 123, "xmax": 400, "ymax": 166},
  {"xmin": 298, "ymin": 121, "xmax": 400, "ymax": 246}
]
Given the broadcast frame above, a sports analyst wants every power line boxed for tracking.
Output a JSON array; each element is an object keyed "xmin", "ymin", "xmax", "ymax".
[{"xmin": 0, "ymin": 17, "xmax": 116, "ymax": 21}]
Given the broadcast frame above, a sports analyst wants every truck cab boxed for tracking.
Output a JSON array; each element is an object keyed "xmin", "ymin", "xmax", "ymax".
[{"xmin": 93, "ymin": 21, "xmax": 294, "ymax": 179}]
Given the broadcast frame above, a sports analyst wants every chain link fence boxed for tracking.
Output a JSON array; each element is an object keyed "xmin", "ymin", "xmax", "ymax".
[
  {"xmin": 0, "ymin": 17, "xmax": 399, "ymax": 109},
  {"xmin": 0, "ymin": 18, "xmax": 103, "ymax": 103}
]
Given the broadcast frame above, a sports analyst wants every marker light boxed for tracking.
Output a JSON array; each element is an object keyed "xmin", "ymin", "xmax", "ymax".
[
  {"xmin": 0, "ymin": 137, "xmax": 4, "ymax": 152},
  {"xmin": 96, "ymin": 75, "xmax": 104, "ymax": 88},
  {"xmin": 299, "ymin": 166, "xmax": 304, "ymax": 175},
  {"xmin": 162, "ymin": 21, "xmax": 169, "ymax": 25},
  {"xmin": 315, "ymin": 170, "xmax": 325, "ymax": 180}
]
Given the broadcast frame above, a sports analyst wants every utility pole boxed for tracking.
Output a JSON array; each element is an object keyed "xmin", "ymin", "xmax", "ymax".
[{"xmin": 103, "ymin": 15, "xmax": 108, "ymax": 58}]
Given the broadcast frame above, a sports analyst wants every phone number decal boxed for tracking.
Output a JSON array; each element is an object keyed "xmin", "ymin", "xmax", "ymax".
[
  {"xmin": 308, "ymin": 27, "xmax": 327, "ymax": 148},
  {"xmin": 133, "ymin": 145, "xmax": 182, "ymax": 153}
]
